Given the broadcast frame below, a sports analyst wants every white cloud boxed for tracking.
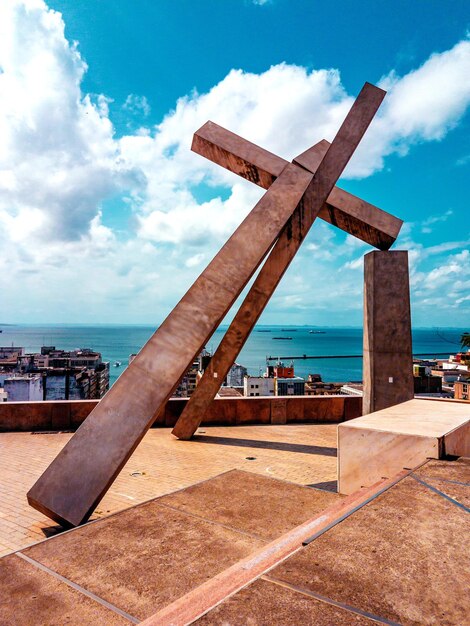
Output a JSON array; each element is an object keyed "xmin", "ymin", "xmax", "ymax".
[
  {"xmin": 0, "ymin": 0, "xmax": 140, "ymax": 243},
  {"xmin": 0, "ymin": 0, "xmax": 469, "ymax": 325},
  {"xmin": 185, "ymin": 253, "xmax": 205, "ymax": 268},
  {"xmin": 421, "ymin": 209, "xmax": 453, "ymax": 233},
  {"xmin": 456, "ymin": 153, "xmax": 470, "ymax": 166},
  {"xmin": 123, "ymin": 94, "xmax": 151, "ymax": 117}
]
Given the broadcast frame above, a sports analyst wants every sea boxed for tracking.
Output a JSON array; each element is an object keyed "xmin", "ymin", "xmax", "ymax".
[{"xmin": 0, "ymin": 324, "xmax": 466, "ymax": 387}]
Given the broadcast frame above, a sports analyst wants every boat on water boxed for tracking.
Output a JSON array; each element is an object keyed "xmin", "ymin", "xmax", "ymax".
[
  {"xmin": 309, "ymin": 330, "xmax": 326, "ymax": 334},
  {"xmin": 273, "ymin": 337, "xmax": 292, "ymax": 340},
  {"xmin": 113, "ymin": 361, "xmax": 122, "ymax": 367}
]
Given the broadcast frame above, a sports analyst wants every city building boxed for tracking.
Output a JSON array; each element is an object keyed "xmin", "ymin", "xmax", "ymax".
[
  {"xmin": 275, "ymin": 376, "xmax": 305, "ymax": 396},
  {"xmin": 216, "ymin": 386, "xmax": 243, "ymax": 398},
  {"xmin": 225, "ymin": 362, "xmax": 247, "ymax": 387},
  {"xmin": 244, "ymin": 375, "xmax": 274, "ymax": 397},
  {"xmin": 3, "ymin": 375, "xmax": 43, "ymax": 402},
  {"xmin": 0, "ymin": 346, "xmax": 109, "ymax": 400},
  {"xmin": 414, "ymin": 374, "xmax": 443, "ymax": 395},
  {"xmin": 173, "ymin": 349, "xmax": 212, "ymax": 397},
  {"xmin": 454, "ymin": 380, "xmax": 469, "ymax": 400},
  {"xmin": 306, "ymin": 373, "xmax": 346, "ymax": 395},
  {"xmin": 340, "ymin": 383, "xmax": 364, "ymax": 396},
  {"xmin": 0, "ymin": 346, "xmax": 25, "ymax": 359},
  {"xmin": 413, "ymin": 364, "xmax": 444, "ymax": 396}
]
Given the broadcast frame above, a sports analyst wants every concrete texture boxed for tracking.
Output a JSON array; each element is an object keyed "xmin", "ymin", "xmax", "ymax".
[
  {"xmin": 195, "ymin": 578, "xmax": 375, "ymax": 625},
  {"xmin": 24, "ymin": 497, "xmax": 263, "ymax": 621},
  {"xmin": 12, "ymin": 470, "xmax": 346, "ymax": 623},
  {"xmin": 194, "ymin": 123, "xmax": 402, "ymax": 250},
  {"xmin": 142, "ymin": 473, "xmax": 408, "ymax": 626},
  {"xmin": 2, "ymin": 455, "xmax": 467, "ymax": 625},
  {"xmin": 338, "ymin": 398, "xmax": 469, "ymax": 493},
  {"xmin": 415, "ymin": 457, "xmax": 470, "ymax": 508},
  {"xmin": 28, "ymin": 82, "xmax": 385, "ymax": 527},
  {"xmin": 363, "ymin": 250, "xmax": 414, "ymax": 414},
  {"xmin": 0, "ymin": 395, "xmax": 362, "ymax": 432},
  {"xmin": 158, "ymin": 469, "xmax": 341, "ymax": 541},
  {"xmin": 172, "ymin": 140, "xmax": 330, "ymax": 440},
  {"xmin": 272, "ymin": 460, "xmax": 470, "ymax": 626},
  {"xmin": 0, "ymin": 554, "xmax": 129, "ymax": 625},
  {"xmin": 0, "ymin": 423, "xmax": 338, "ymax": 556}
]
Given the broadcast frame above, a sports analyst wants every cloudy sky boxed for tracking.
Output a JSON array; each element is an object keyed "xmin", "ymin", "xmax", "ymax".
[{"xmin": 0, "ymin": 0, "xmax": 469, "ymax": 327}]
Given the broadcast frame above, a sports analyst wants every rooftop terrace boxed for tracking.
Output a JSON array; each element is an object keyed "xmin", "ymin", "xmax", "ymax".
[
  {"xmin": 0, "ymin": 396, "xmax": 468, "ymax": 625},
  {"xmin": 0, "ymin": 421, "xmax": 338, "ymax": 556}
]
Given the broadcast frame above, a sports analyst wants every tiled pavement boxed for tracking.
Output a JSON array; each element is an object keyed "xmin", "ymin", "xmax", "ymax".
[{"xmin": 0, "ymin": 423, "xmax": 338, "ymax": 557}]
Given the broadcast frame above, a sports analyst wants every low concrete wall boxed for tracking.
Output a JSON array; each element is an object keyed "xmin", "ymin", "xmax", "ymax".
[{"xmin": 0, "ymin": 395, "xmax": 362, "ymax": 432}]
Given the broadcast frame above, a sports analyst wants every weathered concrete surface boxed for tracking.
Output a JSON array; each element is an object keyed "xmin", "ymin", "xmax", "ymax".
[
  {"xmin": 19, "ymin": 470, "xmax": 341, "ymax": 622},
  {"xmin": 24, "ymin": 496, "xmax": 263, "ymax": 621},
  {"xmin": 4, "ymin": 456, "xmax": 467, "ymax": 625},
  {"xmin": 28, "ymin": 83, "xmax": 384, "ymax": 527},
  {"xmin": 338, "ymin": 398, "xmax": 470, "ymax": 494},
  {"xmin": 194, "ymin": 122, "xmax": 402, "ymax": 250},
  {"xmin": 363, "ymin": 250, "xmax": 414, "ymax": 414},
  {"xmin": 158, "ymin": 469, "xmax": 341, "ymax": 541},
  {"xmin": 0, "ymin": 554, "xmax": 129, "ymax": 625},
  {"xmin": 140, "ymin": 471, "xmax": 405, "ymax": 626},
  {"xmin": 272, "ymin": 461, "xmax": 470, "ymax": 626},
  {"xmin": 0, "ymin": 395, "xmax": 362, "ymax": 432},
  {"xmin": 172, "ymin": 140, "xmax": 330, "ymax": 439},
  {"xmin": 415, "ymin": 457, "xmax": 470, "ymax": 508},
  {"xmin": 195, "ymin": 578, "xmax": 375, "ymax": 625}
]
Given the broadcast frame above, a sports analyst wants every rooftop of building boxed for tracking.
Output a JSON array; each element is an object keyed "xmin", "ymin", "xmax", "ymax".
[{"xmin": 0, "ymin": 396, "xmax": 468, "ymax": 625}]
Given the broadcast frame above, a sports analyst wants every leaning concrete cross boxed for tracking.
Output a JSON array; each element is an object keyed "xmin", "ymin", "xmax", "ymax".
[
  {"xmin": 172, "ymin": 123, "xmax": 403, "ymax": 439},
  {"xmin": 28, "ymin": 82, "xmax": 385, "ymax": 527},
  {"xmin": 171, "ymin": 140, "xmax": 331, "ymax": 440}
]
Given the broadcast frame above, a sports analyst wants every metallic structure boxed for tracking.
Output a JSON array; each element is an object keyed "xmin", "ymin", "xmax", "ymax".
[{"xmin": 28, "ymin": 82, "xmax": 407, "ymax": 527}]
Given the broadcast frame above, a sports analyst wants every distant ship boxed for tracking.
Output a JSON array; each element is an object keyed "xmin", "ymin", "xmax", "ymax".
[
  {"xmin": 309, "ymin": 330, "xmax": 326, "ymax": 334},
  {"xmin": 113, "ymin": 361, "xmax": 122, "ymax": 367},
  {"xmin": 273, "ymin": 337, "xmax": 292, "ymax": 340}
]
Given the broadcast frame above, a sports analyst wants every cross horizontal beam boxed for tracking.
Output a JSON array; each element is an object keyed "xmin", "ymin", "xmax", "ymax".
[{"xmin": 193, "ymin": 121, "xmax": 402, "ymax": 250}]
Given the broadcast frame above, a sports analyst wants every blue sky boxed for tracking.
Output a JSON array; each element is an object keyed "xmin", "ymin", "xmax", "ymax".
[{"xmin": 0, "ymin": 0, "xmax": 469, "ymax": 327}]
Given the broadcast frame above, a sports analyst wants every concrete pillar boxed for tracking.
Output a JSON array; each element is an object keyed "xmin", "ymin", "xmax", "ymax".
[{"xmin": 363, "ymin": 250, "xmax": 414, "ymax": 414}]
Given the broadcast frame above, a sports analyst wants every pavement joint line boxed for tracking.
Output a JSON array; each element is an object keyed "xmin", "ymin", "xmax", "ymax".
[
  {"xmin": 410, "ymin": 474, "xmax": 470, "ymax": 513},
  {"xmin": 262, "ymin": 575, "xmax": 402, "ymax": 626},
  {"xmin": 423, "ymin": 476, "xmax": 470, "ymax": 487},
  {"xmin": 4, "ymin": 469, "xmax": 242, "ymax": 558},
  {"xmin": 15, "ymin": 552, "xmax": 139, "ymax": 624},
  {"xmin": 155, "ymin": 501, "xmax": 269, "ymax": 543},
  {"xmin": 138, "ymin": 473, "xmax": 406, "ymax": 626},
  {"xmin": 302, "ymin": 469, "xmax": 411, "ymax": 545}
]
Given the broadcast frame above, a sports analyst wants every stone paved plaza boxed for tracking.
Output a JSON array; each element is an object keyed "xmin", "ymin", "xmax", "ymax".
[{"xmin": 0, "ymin": 423, "xmax": 337, "ymax": 556}]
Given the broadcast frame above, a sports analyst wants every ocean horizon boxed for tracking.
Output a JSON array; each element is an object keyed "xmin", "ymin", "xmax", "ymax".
[{"xmin": 0, "ymin": 324, "xmax": 466, "ymax": 386}]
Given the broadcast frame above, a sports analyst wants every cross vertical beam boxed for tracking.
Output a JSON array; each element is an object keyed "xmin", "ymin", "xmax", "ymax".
[{"xmin": 172, "ymin": 141, "xmax": 329, "ymax": 440}]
